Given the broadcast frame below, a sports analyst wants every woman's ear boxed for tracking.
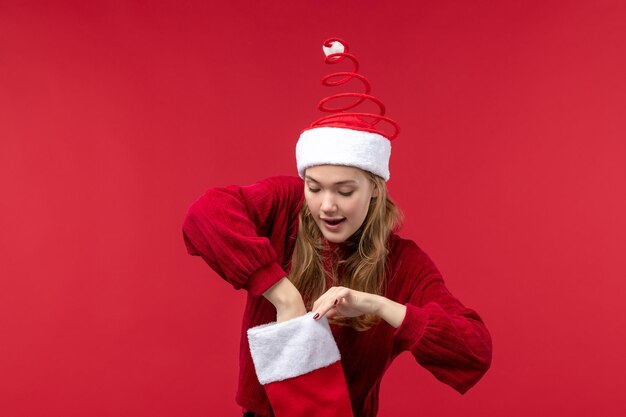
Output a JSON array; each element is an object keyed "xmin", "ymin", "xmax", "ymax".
[{"xmin": 371, "ymin": 184, "xmax": 379, "ymax": 198}]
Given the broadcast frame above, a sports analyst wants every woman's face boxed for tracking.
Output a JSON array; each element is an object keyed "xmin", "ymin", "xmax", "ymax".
[{"xmin": 304, "ymin": 165, "xmax": 378, "ymax": 243}]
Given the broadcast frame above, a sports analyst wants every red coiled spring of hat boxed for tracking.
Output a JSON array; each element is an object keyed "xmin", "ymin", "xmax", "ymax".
[{"xmin": 307, "ymin": 37, "xmax": 400, "ymax": 141}]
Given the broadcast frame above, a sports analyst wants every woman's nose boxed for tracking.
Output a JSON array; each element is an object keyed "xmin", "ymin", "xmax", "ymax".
[{"xmin": 320, "ymin": 192, "xmax": 337, "ymax": 212}]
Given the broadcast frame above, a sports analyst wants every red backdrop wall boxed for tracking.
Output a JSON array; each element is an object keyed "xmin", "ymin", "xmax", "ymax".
[{"xmin": 1, "ymin": 1, "xmax": 625, "ymax": 416}]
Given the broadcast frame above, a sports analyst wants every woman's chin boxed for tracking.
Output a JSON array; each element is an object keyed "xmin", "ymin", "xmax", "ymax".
[{"xmin": 320, "ymin": 230, "xmax": 347, "ymax": 243}]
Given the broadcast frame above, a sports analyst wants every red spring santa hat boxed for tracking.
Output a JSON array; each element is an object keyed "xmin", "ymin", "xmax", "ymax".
[{"xmin": 296, "ymin": 37, "xmax": 400, "ymax": 181}]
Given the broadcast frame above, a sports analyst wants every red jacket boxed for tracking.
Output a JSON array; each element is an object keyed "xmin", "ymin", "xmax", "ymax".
[{"xmin": 182, "ymin": 175, "xmax": 492, "ymax": 417}]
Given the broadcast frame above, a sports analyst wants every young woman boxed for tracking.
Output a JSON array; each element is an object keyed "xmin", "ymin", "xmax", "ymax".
[{"xmin": 182, "ymin": 38, "xmax": 492, "ymax": 417}]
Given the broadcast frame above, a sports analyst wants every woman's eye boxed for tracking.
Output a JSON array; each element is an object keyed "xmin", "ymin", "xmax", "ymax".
[
  {"xmin": 308, "ymin": 188, "xmax": 320, "ymax": 193},
  {"xmin": 339, "ymin": 191, "xmax": 354, "ymax": 197}
]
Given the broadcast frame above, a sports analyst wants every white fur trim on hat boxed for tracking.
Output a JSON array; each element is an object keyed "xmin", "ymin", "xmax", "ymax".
[
  {"xmin": 247, "ymin": 312, "xmax": 341, "ymax": 385},
  {"xmin": 296, "ymin": 127, "xmax": 391, "ymax": 181}
]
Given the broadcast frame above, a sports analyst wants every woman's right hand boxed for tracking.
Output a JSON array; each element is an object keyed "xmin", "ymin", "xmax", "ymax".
[{"xmin": 263, "ymin": 277, "xmax": 307, "ymax": 322}]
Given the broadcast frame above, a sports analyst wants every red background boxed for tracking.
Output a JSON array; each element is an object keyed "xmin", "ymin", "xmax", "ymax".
[{"xmin": 1, "ymin": 1, "xmax": 625, "ymax": 416}]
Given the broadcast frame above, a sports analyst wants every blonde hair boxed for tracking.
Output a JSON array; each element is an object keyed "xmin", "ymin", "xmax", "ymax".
[{"xmin": 287, "ymin": 170, "xmax": 404, "ymax": 331}]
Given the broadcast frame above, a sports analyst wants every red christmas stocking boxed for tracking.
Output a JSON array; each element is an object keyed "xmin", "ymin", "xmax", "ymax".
[{"xmin": 247, "ymin": 312, "xmax": 354, "ymax": 417}]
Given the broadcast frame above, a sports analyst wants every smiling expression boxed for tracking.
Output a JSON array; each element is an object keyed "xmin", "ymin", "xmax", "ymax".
[{"xmin": 304, "ymin": 165, "xmax": 378, "ymax": 243}]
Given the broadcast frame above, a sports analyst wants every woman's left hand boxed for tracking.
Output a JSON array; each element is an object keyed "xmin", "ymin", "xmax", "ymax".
[
  {"xmin": 312, "ymin": 286, "xmax": 408, "ymax": 328},
  {"xmin": 312, "ymin": 286, "xmax": 381, "ymax": 321}
]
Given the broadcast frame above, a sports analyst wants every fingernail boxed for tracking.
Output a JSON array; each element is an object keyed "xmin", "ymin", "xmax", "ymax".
[{"xmin": 313, "ymin": 313, "xmax": 319, "ymax": 320}]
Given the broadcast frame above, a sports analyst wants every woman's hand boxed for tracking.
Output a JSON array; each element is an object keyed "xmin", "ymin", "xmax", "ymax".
[
  {"xmin": 263, "ymin": 277, "xmax": 307, "ymax": 323},
  {"xmin": 311, "ymin": 286, "xmax": 408, "ymax": 328},
  {"xmin": 311, "ymin": 286, "xmax": 381, "ymax": 320}
]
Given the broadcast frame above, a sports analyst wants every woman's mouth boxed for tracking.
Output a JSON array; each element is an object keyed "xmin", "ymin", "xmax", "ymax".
[{"xmin": 321, "ymin": 218, "xmax": 346, "ymax": 231}]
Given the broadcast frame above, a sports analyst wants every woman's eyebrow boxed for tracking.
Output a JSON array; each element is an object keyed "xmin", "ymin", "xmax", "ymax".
[{"xmin": 305, "ymin": 175, "xmax": 357, "ymax": 185}]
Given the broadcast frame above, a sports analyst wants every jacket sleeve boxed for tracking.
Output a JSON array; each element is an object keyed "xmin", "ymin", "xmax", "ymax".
[
  {"xmin": 181, "ymin": 175, "xmax": 304, "ymax": 297},
  {"xmin": 392, "ymin": 241, "xmax": 493, "ymax": 394}
]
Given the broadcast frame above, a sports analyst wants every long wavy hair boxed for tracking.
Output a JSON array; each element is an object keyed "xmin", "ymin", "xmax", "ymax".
[{"xmin": 287, "ymin": 170, "xmax": 404, "ymax": 331}]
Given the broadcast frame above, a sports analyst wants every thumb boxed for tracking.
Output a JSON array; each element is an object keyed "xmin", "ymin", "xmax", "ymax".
[{"xmin": 325, "ymin": 307, "xmax": 339, "ymax": 319}]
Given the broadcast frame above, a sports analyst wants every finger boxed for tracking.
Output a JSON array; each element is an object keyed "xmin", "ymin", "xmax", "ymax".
[
  {"xmin": 312, "ymin": 286, "xmax": 340, "ymax": 311},
  {"xmin": 312, "ymin": 293, "xmax": 339, "ymax": 320},
  {"xmin": 325, "ymin": 307, "xmax": 339, "ymax": 319},
  {"xmin": 313, "ymin": 299, "xmax": 337, "ymax": 320},
  {"xmin": 313, "ymin": 290, "xmax": 347, "ymax": 320}
]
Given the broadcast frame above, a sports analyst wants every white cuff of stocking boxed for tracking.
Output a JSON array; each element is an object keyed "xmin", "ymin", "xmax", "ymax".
[
  {"xmin": 247, "ymin": 312, "xmax": 341, "ymax": 385},
  {"xmin": 296, "ymin": 127, "xmax": 391, "ymax": 181}
]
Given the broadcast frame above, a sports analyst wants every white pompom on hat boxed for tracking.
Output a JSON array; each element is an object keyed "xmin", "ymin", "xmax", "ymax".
[{"xmin": 296, "ymin": 37, "xmax": 400, "ymax": 181}]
